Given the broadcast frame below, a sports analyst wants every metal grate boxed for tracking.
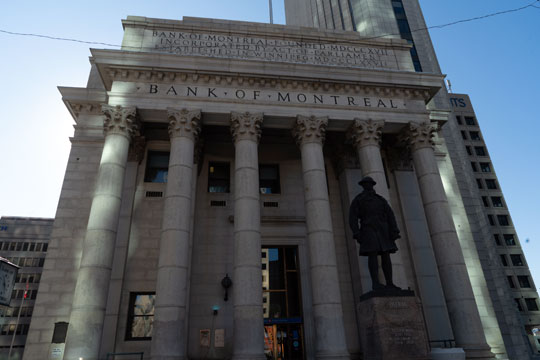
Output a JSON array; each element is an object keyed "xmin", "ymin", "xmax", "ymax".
[
  {"xmin": 145, "ymin": 191, "xmax": 163, "ymax": 198},
  {"xmin": 210, "ymin": 200, "xmax": 227, "ymax": 207},
  {"xmin": 263, "ymin": 202, "xmax": 279, "ymax": 208}
]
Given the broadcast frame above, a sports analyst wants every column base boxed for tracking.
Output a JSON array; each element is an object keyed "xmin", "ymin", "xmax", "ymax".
[
  {"xmin": 151, "ymin": 357, "xmax": 186, "ymax": 360},
  {"xmin": 461, "ymin": 345, "xmax": 496, "ymax": 359},
  {"xmin": 431, "ymin": 348, "xmax": 466, "ymax": 360}
]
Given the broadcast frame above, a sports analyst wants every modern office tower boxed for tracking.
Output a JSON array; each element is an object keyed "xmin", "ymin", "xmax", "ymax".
[
  {"xmin": 0, "ymin": 217, "xmax": 53, "ymax": 360},
  {"xmin": 285, "ymin": 0, "xmax": 540, "ymax": 358}
]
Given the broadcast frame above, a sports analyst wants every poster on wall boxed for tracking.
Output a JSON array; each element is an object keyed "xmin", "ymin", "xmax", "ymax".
[{"xmin": 0, "ymin": 257, "xmax": 19, "ymax": 306}]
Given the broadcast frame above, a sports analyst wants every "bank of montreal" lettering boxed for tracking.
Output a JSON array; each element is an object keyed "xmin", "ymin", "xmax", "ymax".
[{"xmin": 148, "ymin": 84, "xmax": 401, "ymax": 109}]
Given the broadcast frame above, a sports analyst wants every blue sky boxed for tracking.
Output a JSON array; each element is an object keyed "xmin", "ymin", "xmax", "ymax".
[{"xmin": 1, "ymin": 1, "xmax": 538, "ymax": 285}]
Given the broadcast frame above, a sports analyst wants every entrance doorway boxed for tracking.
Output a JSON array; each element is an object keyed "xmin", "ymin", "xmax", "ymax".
[{"xmin": 262, "ymin": 247, "xmax": 304, "ymax": 360}]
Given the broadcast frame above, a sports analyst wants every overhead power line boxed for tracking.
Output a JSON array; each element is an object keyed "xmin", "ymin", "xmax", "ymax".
[{"xmin": 0, "ymin": 0, "xmax": 538, "ymax": 50}]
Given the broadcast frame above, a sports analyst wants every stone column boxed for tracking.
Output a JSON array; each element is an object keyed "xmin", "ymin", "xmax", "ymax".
[
  {"xmin": 230, "ymin": 112, "xmax": 265, "ymax": 360},
  {"xmin": 404, "ymin": 121, "xmax": 494, "ymax": 359},
  {"xmin": 151, "ymin": 109, "xmax": 201, "ymax": 360},
  {"xmin": 293, "ymin": 115, "xmax": 350, "ymax": 360},
  {"xmin": 64, "ymin": 105, "xmax": 138, "ymax": 360},
  {"xmin": 349, "ymin": 119, "xmax": 407, "ymax": 288}
]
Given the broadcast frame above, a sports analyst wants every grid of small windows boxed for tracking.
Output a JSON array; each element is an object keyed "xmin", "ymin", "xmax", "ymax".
[
  {"xmin": 3, "ymin": 257, "xmax": 45, "ymax": 268},
  {"xmin": 10, "ymin": 289, "xmax": 37, "ymax": 300},
  {"xmin": 391, "ymin": 0, "xmax": 422, "ymax": 72},
  {"xmin": 0, "ymin": 324, "xmax": 29, "ymax": 336},
  {"xmin": 0, "ymin": 241, "xmax": 48, "ymax": 252},
  {"xmin": 0, "ymin": 306, "xmax": 34, "ymax": 318}
]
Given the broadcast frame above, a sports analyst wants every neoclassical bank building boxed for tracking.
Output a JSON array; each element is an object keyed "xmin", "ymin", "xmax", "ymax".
[{"xmin": 23, "ymin": 16, "xmax": 527, "ymax": 360}]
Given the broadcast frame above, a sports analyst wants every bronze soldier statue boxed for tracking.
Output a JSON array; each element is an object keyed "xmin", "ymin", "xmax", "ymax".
[{"xmin": 349, "ymin": 176, "xmax": 401, "ymax": 291}]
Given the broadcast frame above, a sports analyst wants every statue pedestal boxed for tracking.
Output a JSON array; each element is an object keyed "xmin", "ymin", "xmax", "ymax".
[{"xmin": 357, "ymin": 290, "xmax": 430, "ymax": 360}]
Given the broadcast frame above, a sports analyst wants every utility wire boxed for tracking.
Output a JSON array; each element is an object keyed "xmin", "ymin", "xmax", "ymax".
[{"xmin": 0, "ymin": 0, "xmax": 538, "ymax": 50}]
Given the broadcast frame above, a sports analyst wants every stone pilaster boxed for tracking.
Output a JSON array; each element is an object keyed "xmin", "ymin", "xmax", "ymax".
[
  {"xmin": 403, "ymin": 121, "xmax": 494, "ymax": 359},
  {"xmin": 230, "ymin": 112, "xmax": 266, "ymax": 360},
  {"xmin": 150, "ymin": 109, "xmax": 201, "ymax": 360},
  {"xmin": 64, "ymin": 105, "xmax": 139, "ymax": 360},
  {"xmin": 293, "ymin": 115, "xmax": 350, "ymax": 360},
  {"xmin": 349, "ymin": 119, "xmax": 408, "ymax": 289}
]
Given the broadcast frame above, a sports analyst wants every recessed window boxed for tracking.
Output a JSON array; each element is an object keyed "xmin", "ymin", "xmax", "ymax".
[
  {"xmin": 465, "ymin": 117, "xmax": 476, "ymax": 126},
  {"xmin": 259, "ymin": 164, "xmax": 281, "ymax": 194},
  {"xmin": 494, "ymin": 234, "xmax": 501, "ymax": 246},
  {"xmin": 469, "ymin": 131, "xmax": 481, "ymax": 141},
  {"xmin": 471, "ymin": 162, "xmax": 478, "ymax": 172},
  {"xmin": 461, "ymin": 131, "xmax": 467, "ymax": 140},
  {"xmin": 476, "ymin": 179, "xmax": 483, "ymax": 189},
  {"xmin": 208, "ymin": 162, "xmax": 230, "ymax": 193},
  {"xmin": 525, "ymin": 298, "xmax": 539, "ymax": 311},
  {"xmin": 510, "ymin": 254, "xmax": 524, "ymax": 266},
  {"xmin": 491, "ymin": 197, "xmax": 503, "ymax": 208},
  {"xmin": 518, "ymin": 276, "xmax": 531, "ymax": 288},
  {"xmin": 486, "ymin": 179, "xmax": 497, "ymax": 190},
  {"xmin": 475, "ymin": 147, "xmax": 486, "ymax": 156},
  {"xmin": 480, "ymin": 163, "xmax": 491, "ymax": 173},
  {"xmin": 504, "ymin": 234, "xmax": 516, "ymax": 246},
  {"xmin": 466, "ymin": 146, "xmax": 472, "ymax": 155},
  {"xmin": 126, "ymin": 292, "xmax": 155, "ymax": 341},
  {"xmin": 488, "ymin": 215, "xmax": 495, "ymax": 226},
  {"xmin": 456, "ymin": 116, "xmax": 463, "ymax": 125},
  {"xmin": 497, "ymin": 215, "xmax": 510, "ymax": 226},
  {"xmin": 500, "ymin": 255, "xmax": 508, "ymax": 266},
  {"xmin": 515, "ymin": 298, "xmax": 523, "ymax": 311},
  {"xmin": 507, "ymin": 276, "xmax": 515, "ymax": 288},
  {"xmin": 144, "ymin": 151, "xmax": 170, "ymax": 183},
  {"xmin": 482, "ymin": 197, "xmax": 489, "ymax": 207}
]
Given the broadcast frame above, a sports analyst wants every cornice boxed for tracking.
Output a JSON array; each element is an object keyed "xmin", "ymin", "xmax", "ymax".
[
  {"xmin": 58, "ymin": 87, "xmax": 108, "ymax": 121},
  {"xmin": 90, "ymin": 50, "xmax": 441, "ymax": 102}
]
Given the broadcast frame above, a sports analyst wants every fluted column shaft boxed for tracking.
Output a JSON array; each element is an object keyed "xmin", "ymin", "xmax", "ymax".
[
  {"xmin": 293, "ymin": 116, "xmax": 350, "ymax": 360},
  {"xmin": 64, "ymin": 105, "xmax": 138, "ymax": 360},
  {"xmin": 405, "ymin": 122, "xmax": 494, "ymax": 359},
  {"xmin": 231, "ymin": 112, "xmax": 266, "ymax": 360},
  {"xmin": 350, "ymin": 119, "xmax": 407, "ymax": 288},
  {"xmin": 151, "ymin": 109, "xmax": 201, "ymax": 360}
]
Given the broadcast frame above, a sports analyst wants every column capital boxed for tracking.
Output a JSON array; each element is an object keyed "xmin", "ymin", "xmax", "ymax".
[
  {"xmin": 230, "ymin": 112, "xmax": 263, "ymax": 143},
  {"xmin": 168, "ymin": 108, "xmax": 201, "ymax": 141},
  {"xmin": 292, "ymin": 115, "xmax": 328, "ymax": 146},
  {"xmin": 102, "ymin": 105, "xmax": 139, "ymax": 139},
  {"xmin": 349, "ymin": 118, "xmax": 384, "ymax": 148},
  {"xmin": 401, "ymin": 121, "xmax": 438, "ymax": 151}
]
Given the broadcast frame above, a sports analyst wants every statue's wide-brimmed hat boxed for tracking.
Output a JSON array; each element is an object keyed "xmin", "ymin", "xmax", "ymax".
[{"xmin": 358, "ymin": 176, "xmax": 377, "ymax": 186}]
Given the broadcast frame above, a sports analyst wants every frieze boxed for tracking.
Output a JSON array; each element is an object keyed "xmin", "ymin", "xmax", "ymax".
[{"xmin": 120, "ymin": 82, "xmax": 407, "ymax": 110}]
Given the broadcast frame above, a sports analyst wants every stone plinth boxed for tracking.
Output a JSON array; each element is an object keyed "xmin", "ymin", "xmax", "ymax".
[{"xmin": 357, "ymin": 291, "xmax": 429, "ymax": 360}]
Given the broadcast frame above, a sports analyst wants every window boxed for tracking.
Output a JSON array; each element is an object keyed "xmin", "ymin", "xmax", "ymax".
[
  {"xmin": 461, "ymin": 131, "xmax": 467, "ymax": 140},
  {"xmin": 465, "ymin": 146, "xmax": 472, "ymax": 155},
  {"xmin": 494, "ymin": 234, "xmax": 501, "ymax": 246},
  {"xmin": 16, "ymin": 242, "xmax": 22, "ymax": 251},
  {"xmin": 486, "ymin": 179, "xmax": 497, "ymax": 190},
  {"xmin": 476, "ymin": 179, "xmax": 483, "ymax": 189},
  {"xmin": 480, "ymin": 163, "xmax": 491, "ymax": 173},
  {"xmin": 518, "ymin": 276, "xmax": 531, "ymax": 288},
  {"xmin": 126, "ymin": 292, "xmax": 155, "ymax": 340},
  {"xmin": 507, "ymin": 276, "xmax": 515, "ymax": 288},
  {"xmin": 465, "ymin": 116, "xmax": 476, "ymax": 126},
  {"xmin": 471, "ymin": 162, "xmax": 478, "ymax": 172},
  {"xmin": 491, "ymin": 197, "xmax": 503, "ymax": 208},
  {"xmin": 475, "ymin": 147, "xmax": 486, "ymax": 156},
  {"xmin": 497, "ymin": 215, "xmax": 510, "ymax": 226},
  {"xmin": 504, "ymin": 234, "xmax": 516, "ymax": 246},
  {"xmin": 515, "ymin": 299, "xmax": 523, "ymax": 311},
  {"xmin": 482, "ymin": 197, "xmax": 489, "ymax": 207},
  {"xmin": 525, "ymin": 298, "xmax": 539, "ymax": 311},
  {"xmin": 22, "ymin": 242, "xmax": 28, "ymax": 251},
  {"xmin": 510, "ymin": 254, "xmax": 524, "ymax": 266},
  {"xmin": 144, "ymin": 151, "xmax": 170, "ymax": 183},
  {"xmin": 42, "ymin": 243, "xmax": 48, "ymax": 252},
  {"xmin": 259, "ymin": 164, "xmax": 281, "ymax": 194},
  {"xmin": 208, "ymin": 162, "xmax": 230, "ymax": 193},
  {"xmin": 488, "ymin": 215, "xmax": 495, "ymax": 226},
  {"xmin": 29, "ymin": 243, "xmax": 35, "ymax": 252},
  {"xmin": 456, "ymin": 116, "xmax": 463, "ymax": 125},
  {"xmin": 469, "ymin": 131, "xmax": 481, "ymax": 141},
  {"xmin": 500, "ymin": 255, "xmax": 508, "ymax": 266}
]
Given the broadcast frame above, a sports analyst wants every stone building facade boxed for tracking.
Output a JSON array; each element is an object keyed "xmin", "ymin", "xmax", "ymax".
[{"xmin": 20, "ymin": 11, "xmax": 539, "ymax": 360}]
